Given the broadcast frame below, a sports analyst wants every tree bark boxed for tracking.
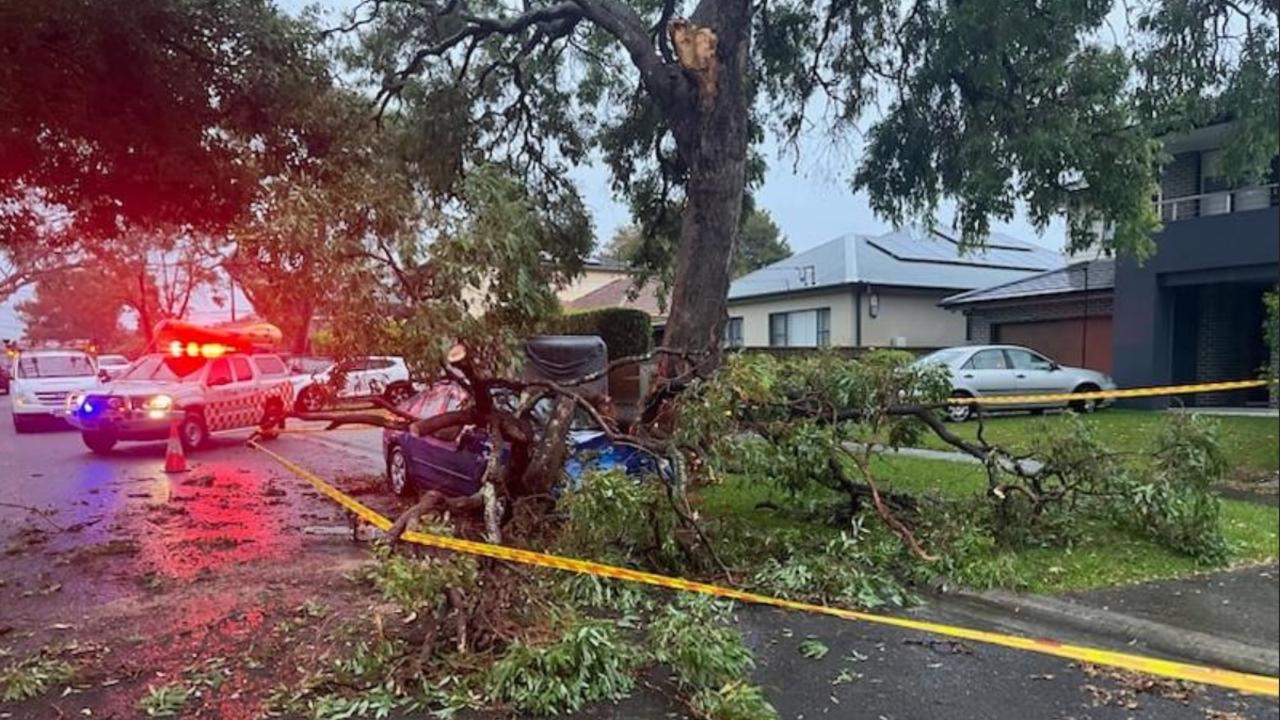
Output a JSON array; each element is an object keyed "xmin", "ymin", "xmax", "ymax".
[{"xmin": 658, "ymin": 0, "xmax": 752, "ymax": 375}]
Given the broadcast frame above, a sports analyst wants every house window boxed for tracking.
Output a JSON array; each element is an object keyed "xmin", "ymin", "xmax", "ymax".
[
  {"xmin": 767, "ymin": 308, "xmax": 831, "ymax": 348},
  {"xmin": 723, "ymin": 317, "xmax": 744, "ymax": 349}
]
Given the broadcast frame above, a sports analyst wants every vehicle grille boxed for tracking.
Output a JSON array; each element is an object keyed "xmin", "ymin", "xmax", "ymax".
[{"xmin": 34, "ymin": 391, "xmax": 69, "ymax": 405}]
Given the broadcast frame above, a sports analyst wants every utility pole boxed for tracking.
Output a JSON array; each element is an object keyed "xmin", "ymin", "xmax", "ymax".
[{"xmin": 230, "ymin": 274, "xmax": 237, "ymax": 322}]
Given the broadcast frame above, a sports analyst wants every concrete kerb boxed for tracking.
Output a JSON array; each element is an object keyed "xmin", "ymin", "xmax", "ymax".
[{"xmin": 920, "ymin": 587, "xmax": 1280, "ymax": 677}]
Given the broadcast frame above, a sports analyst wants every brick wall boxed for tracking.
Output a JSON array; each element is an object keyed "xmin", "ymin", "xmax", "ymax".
[
  {"xmin": 1160, "ymin": 152, "xmax": 1201, "ymax": 220},
  {"xmin": 963, "ymin": 294, "xmax": 1114, "ymax": 344},
  {"xmin": 1194, "ymin": 285, "xmax": 1255, "ymax": 406}
]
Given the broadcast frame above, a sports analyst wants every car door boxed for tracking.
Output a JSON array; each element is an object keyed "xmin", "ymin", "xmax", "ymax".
[
  {"xmin": 956, "ymin": 349, "xmax": 1020, "ymax": 397},
  {"xmin": 227, "ymin": 356, "xmax": 260, "ymax": 428},
  {"xmin": 203, "ymin": 358, "xmax": 236, "ymax": 430},
  {"xmin": 1005, "ymin": 348, "xmax": 1064, "ymax": 398},
  {"xmin": 413, "ymin": 384, "xmax": 485, "ymax": 495}
]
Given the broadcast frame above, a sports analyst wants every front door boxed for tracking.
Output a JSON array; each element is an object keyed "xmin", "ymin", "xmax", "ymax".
[{"xmin": 203, "ymin": 358, "xmax": 237, "ymax": 430}]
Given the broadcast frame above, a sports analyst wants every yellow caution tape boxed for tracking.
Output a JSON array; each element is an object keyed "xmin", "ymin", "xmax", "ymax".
[
  {"xmin": 250, "ymin": 440, "xmax": 1279, "ymax": 698},
  {"xmin": 947, "ymin": 378, "xmax": 1271, "ymax": 406}
]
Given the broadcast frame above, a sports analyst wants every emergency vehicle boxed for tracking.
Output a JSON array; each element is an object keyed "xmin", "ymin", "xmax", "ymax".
[{"xmin": 65, "ymin": 320, "xmax": 294, "ymax": 454}]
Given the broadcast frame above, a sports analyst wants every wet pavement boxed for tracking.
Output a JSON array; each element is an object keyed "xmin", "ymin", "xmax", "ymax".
[{"xmin": 2, "ymin": 398, "xmax": 1278, "ymax": 719}]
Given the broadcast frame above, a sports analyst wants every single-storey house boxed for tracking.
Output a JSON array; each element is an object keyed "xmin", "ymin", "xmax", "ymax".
[
  {"xmin": 725, "ymin": 228, "xmax": 1063, "ymax": 350},
  {"xmin": 939, "ymin": 259, "xmax": 1115, "ymax": 373},
  {"xmin": 562, "ymin": 277, "xmax": 668, "ymax": 341}
]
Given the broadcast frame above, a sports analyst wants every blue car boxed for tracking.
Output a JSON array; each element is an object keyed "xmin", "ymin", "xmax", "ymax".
[{"xmin": 382, "ymin": 382, "xmax": 662, "ymax": 497}]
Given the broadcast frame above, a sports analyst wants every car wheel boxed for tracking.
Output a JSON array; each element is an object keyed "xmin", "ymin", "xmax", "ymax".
[
  {"xmin": 259, "ymin": 399, "xmax": 285, "ymax": 439},
  {"xmin": 1070, "ymin": 384, "xmax": 1100, "ymax": 414},
  {"xmin": 387, "ymin": 446, "xmax": 413, "ymax": 497},
  {"xmin": 12, "ymin": 415, "xmax": 33, "ymax": 433},
  {"xmin": 946, "ymin": 393, "xmax": 974, "ymax": 422},
  {"xmin": 384, "ymin": 383, "xmax": 413, "ymax": 407},
  {"xmin": 179, "ymin": 412, "xmax": 208, "ymax": 451},
  {"xmin": 82, "ymin": 431, "xmax": 117, "ymax": 454},
  {"xmin": 296, "ymin": 386, "xmax": 324, "ymax": 413}
]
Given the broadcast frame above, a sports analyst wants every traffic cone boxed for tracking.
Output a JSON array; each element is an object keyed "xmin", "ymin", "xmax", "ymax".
[{"xmin": 164, "ymin": 416, "xmax": 187, "ymax": 473}]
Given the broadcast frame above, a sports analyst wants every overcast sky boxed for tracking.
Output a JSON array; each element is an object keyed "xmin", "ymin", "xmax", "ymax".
[{"xmin": 3, "ymin": 1, "xmax": 1078, "ymax": 340}]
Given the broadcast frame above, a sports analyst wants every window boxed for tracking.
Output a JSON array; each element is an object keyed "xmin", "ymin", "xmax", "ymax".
[
  {"xmin": 368, "ymin": 358, "xmax": 396, "ymax": 370},
  {"xmin": 1005, "ymin": 348, "xmax": 1053, "ymax": 371},
  {"xmin": 963, "ymin": 349, "xmax": 1008, "ymax": 370},
  {"xmin": 253, "ymin": 355, "xmax": 287, "ymax": 377},
  {"xmin": 724, "ymin": 317, "xmax": 744, "ymax": 348},
  {"xmin": 16, "ymin": 354, "xmax": 95, "ymax": 378},
  {"xmin": 206, "ymin": 358, "xmax": 233, "ymax": 386},
  {"xmin": 767, "ymin": 308, "xmax": 832, "ymax": 348},
  {"xmin": 230, "ymin": 356, "xmax": 254, "ymax": 382}
]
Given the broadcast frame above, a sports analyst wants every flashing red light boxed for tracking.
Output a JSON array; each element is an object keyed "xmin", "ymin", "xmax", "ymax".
[{"xmin": 168, "ymin": 340, "xmax": 230, "ymax": 359}]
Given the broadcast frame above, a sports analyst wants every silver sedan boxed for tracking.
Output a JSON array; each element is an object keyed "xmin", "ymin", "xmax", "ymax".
[{"xmin": 912, "ymin": 345, "xmax": 1116, "ymax": 422}]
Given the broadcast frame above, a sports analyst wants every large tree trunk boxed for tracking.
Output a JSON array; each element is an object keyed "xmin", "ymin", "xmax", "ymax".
[{"xmin": 659, "ymin": 0, "xmax": 752, "ymax": 375}]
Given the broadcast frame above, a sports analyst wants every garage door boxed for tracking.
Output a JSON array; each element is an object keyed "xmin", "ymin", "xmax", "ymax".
[{"xmin": 993, "ymin": 316, "xmax": 1112, "ymax": 373}]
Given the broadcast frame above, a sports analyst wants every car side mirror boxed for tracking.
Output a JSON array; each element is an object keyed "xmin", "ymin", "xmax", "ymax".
[
  {"xmin": 1048, "ymin": 361, "xmax": 1061, "ymax": 371},
  {"xmin": 98, "ymin": 369, "xmax": 111, "ymax": 382}
]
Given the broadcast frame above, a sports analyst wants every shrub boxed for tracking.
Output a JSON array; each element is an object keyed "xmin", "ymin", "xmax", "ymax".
[
  {"xmin": 486, "ymin": 619, "xmax": 640, "ymax": 715},
  {"xmin": 549, "ymin": 307, "xmax": 653, "ymax": 359}
]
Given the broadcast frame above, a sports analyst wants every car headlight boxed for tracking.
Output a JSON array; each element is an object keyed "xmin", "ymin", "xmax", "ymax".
[
  {"xmin": 66, "ymin": 392, "xmax": 84, "ymax": 411},
  {"xmin": 143, "ymin": 394, "xmax": 173, "ymax": 410},
  {"xmin": 14, "ymin": 393, "xmax": 32, "ymax": 405}
]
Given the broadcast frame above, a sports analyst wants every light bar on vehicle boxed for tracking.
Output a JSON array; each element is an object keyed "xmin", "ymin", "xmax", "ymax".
[{"xmin": 167, "ymin": 340, "xmax": 230, "ymax": 359}]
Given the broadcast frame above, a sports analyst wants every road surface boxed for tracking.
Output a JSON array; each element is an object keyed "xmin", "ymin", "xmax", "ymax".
[{"xmin": 1, "ymin": 398, "xmax": 1276, "ymax": 719}]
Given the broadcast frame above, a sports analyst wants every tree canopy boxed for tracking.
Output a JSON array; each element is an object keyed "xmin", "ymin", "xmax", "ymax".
[{"xmin": 601, "ymin": 207, "xmax": 790, "ymax": 278}]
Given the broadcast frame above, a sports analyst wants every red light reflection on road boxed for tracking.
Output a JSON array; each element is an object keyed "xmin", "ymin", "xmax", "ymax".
[{"xmin": 130, "ymin": 459, "xmax": 301, "ymax": 578}]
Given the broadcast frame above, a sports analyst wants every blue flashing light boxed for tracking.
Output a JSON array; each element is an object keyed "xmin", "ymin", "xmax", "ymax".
[{"xmin": 81, "ymin": 401, "xmax": 96, "ymax": 415}]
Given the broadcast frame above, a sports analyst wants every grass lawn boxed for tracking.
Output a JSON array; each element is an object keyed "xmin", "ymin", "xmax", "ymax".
[
  {"xmin": 911, "ymin": 409, "xmax": 1279, "ymax": 481},
  {"xmin": 699, "ymin": 454, "xmax": 1280, "ymax": 595}
]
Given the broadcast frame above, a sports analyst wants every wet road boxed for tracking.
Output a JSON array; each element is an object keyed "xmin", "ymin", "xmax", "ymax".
[{"xmin": 2, "ymin": 398, "xmax": 1278, "ymax": 719}]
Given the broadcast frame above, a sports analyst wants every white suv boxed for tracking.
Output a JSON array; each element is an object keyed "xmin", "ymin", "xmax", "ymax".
[
  {"xmin": 66, "ymin": 351, "xmax": 294, "ymax": 453},
  {"xmin": 290, "ymin": 356, "xmax": 414, "ymax": 412},
  {"xmin": 10, "ymin": 349, "xmax": 104, "ymax": 432}
]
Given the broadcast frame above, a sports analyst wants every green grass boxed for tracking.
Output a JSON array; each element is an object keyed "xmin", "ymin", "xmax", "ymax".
[
  {"xmin": 912, "ymin": 409, "xmax": 1279, "ymax": 480},
  {"xmin": 699, "ymin": 455, "xmax": 1280, "ymax": 594}
]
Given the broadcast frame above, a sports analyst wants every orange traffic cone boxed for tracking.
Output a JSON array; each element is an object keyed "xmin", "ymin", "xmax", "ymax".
[{"xmin": 164, "ymin": 416, "xmax": 187, "ymax": 473}]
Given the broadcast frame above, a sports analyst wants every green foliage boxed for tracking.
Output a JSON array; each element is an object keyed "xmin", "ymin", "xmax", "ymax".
[
  {"xmin": 138, "ymin": 682, "xmax": 192, "ymax": 717},
  {"xmin": 798, "ymin": 639, "xmax": 830, "ymax": 660},
  {"xmin": 0, "ymin": 652, "xmax": 74, "ymax": 702},
  {"xmin": 690, "ymin": 682, "xmax": 779, "ymax": 720},
  {"xmin": 648, "ymin": 597, "xmax": 755, "ymax": 691},
  {"xmin": 558, "ymin": 469, "xmax": 682, "ymax": 569},
  {"xmin": 601, "ymin": 208, "xmax": 791, "ymax": 280},
  {"xmin": 486, "ymin": 620, "xmax": 640, "ymax": 715},
  {"xmin": 365, "ymin": 543, "xmax": 479, "ymax": 615},
  {"xmin": 551, "ymin": 307, "xmax": 654, "ymax": 360},
  {"xmin": 681, "ymin": 352, "xmax": 948, "ymax": 513},
  {"xmin": 747, "ymin": 531, "xmax": 912, "ymax": 609},
  {"xmin": 1128, "ymin": 413, "xmax": 1229, "ymax": 562},
  {"xmin": 16, "ymin": 268, "xmax": 127, "ymax": 347}
]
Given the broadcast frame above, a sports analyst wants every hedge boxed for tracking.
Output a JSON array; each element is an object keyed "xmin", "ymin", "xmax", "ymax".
[{"xmin": 549, "ymin": 307, "xmax": 653, "ymax": 360}]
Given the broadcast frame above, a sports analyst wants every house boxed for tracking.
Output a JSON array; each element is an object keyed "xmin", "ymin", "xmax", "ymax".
[
  {"xmin": 939, "ymin": 259, "xmax": 1115, "ymax": 373},
  {"xmin": 941, "ymin": 121, "xmax": 1279, "ymax": 407},
  {"xmin": 562, "ymin": 277, "xmax": 668, "ymax": 341},
  {"xmin": 555, "ymin": 257, "xmax": 633, "ymax": 303},
  {"xmin": 1117, "ymin": 123, "xmax": 1278, "ymax": 406},
  {"xmin": 725, "ymin": 228, "xmax": 1063, "ymax": 350}
]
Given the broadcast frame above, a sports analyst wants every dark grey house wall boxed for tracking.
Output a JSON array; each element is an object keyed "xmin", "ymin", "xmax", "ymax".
[{"xmin": 1112, "ymin": 207, "xmax": 1280, "ymax": 406}]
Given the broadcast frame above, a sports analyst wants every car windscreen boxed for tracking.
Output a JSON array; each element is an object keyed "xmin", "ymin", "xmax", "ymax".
[
  {"xmin": 98, "ymin": 355, "xmax": 129, "ymax": 366},
  {"xmin": 16, "ymin": 355, "xmax": 96, "ymax": 378},
  {"xmin": 912, "ymin": 349, "xmax": 966, "ymax": 367},
  {"xmin": 119, "ymin": 355, "xmax": 205, "ymax": 382}
]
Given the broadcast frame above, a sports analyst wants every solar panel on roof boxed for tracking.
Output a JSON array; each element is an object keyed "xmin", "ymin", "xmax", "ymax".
[{"xmin": 866, "ymin": 233, "xmax": 1051, "ymax": 271}]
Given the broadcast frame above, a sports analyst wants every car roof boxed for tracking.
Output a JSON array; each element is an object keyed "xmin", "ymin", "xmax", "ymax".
[{"xmin": 17, "ymin": 349, "xmax": 92, "ymax": 357}]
